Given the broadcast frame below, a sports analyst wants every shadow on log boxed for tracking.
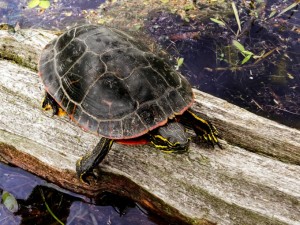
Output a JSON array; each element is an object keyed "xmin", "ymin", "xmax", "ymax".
[{"xmin": 0, "ymin": 27, "xmax": 300, "ymax": 225}]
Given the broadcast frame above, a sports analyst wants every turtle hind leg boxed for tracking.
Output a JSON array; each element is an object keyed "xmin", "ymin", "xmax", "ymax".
[
  {"xmin": 181, "ymin": 109, "xmax": 222, "ymax": 149},
  {"xmin": 42, "ymin": 92, "xmax": 66, "ymax": 116},
  {"xmin": 76, "ymin": 137, "xmax": 114, "ymax": 183}
]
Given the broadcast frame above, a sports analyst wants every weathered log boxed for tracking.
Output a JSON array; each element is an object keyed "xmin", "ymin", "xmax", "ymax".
[{"xmin": 0, "ymin": 28, "xmax": 299, "ymax": 225}]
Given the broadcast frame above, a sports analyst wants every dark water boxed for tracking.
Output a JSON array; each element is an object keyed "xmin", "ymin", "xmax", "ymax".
[
  {"xmin": 0, "ymin": 0, "xmax": 299, "ymax": 224},
  {"xmin": 0, "ymin": 0, "xmax": 105, "ymax": 29},
  {"xmin": 0, "ymin": 163, "xmax": 169, "ymax": 225},
  {"xmin": 145, "ymin": 0, "xmax": 300, "ymax": 129}
]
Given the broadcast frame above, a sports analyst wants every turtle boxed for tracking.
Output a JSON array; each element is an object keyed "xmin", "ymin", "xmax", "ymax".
[{"xmin": 39, "ymin": 24, "xmax": 221, "ymax": 182}]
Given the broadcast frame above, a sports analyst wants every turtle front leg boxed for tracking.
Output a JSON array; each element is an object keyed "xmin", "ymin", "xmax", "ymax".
[
  {"xmin": 76, "ymin": 137, "xmax": 114, "ymax": 183},
  {"xmin": 182, "ymin": 109, "xmax": 222, "ymax": 149}
]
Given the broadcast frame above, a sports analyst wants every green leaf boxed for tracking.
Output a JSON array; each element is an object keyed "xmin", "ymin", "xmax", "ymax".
[
  {"xmin": 184, "ymin": 4, "xmax": 194, "ymax": 10},
  {"xmin": 97, "ymin": 18, "xmax": 106, "ymax": 24},
  {"xmin": 133, "ymin": 24, "xmax": 141, "ymax": 31},
  {"xmin": 210, "ymin": 18, "xmax": 226, "ymax": 26},
  {"xmin": 277, "ymin": 2, "xmax": 299, "ymax": 17},
  {"xmin": 2, "ymin": 191, "xmax": 19, "ymax": 213},
  {"xmin": 28, "ymin": 0, "xmax": 40, "ymax": 8},
  {"xmin": 241, "ymin": 54, "xmax": 252, "ymax": 64},
  {"xmin": 241, "ymin": 50, "xmax": 254, "ymax": 56},
  {"xmin": 232, "ymin": 40, "xmax": 245, "ymax": 52},
  {"xmin": 39, "ymin": 0, "xmax": 50, "ymax": 9},
  {"xmin": 231, "ymin": 2, "xmax": 241, "ymax": 33},
  {"xmin": 184, "ymin": 17, "xmax": 190, "ymax": 23},
  {"xmin": 268, "ymin": 10, "xmax": 277, "ymax": 18},
  {"xmin": 40, "ymin": 189, "xmax": 64, "ymax": 225},
  {"xmin": 177, "ymin": 57, "xmax": 184, "ymax": 67},
  {"xmin": 287, "ymin": 73, "xmax": 294, "ymax": 79}
]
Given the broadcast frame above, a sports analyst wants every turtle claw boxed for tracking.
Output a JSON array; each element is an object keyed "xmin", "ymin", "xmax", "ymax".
[
  {"xmin": 192, "ymin": 132, "xmax": 222, "ymax": 149},
  {"xmin": 79, "ymin": 171, "xmax": 98, "ymax": 185},
  {"xmin": 205, "ymin": 133, "xmax": 222, "ymax": 149},
  {"xmin": 76, "ymin": 159, "xmax": 97, "ymax": 185},
  {"xmin": 76, "ymin": 137, "xmax": 114, "ymax": 183},
  {"xmin": 79, "ymin": 172, "xmax": 90, "ymax": 185}
]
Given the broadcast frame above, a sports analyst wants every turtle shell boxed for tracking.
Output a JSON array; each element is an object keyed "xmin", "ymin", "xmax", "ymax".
[{"xmin": 39, "ymin": 24, "xmax": 194, "ymax": 139}]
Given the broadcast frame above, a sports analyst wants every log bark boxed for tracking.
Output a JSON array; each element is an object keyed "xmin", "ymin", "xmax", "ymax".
[{"xmin": 0, "ymin": 28, "xmax": 300, "ymax": 225}]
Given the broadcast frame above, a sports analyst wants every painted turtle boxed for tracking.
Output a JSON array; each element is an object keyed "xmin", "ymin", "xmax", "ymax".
[{"xmin": 39, "ymin": 24, "xmax": 221, "ymax": 182}]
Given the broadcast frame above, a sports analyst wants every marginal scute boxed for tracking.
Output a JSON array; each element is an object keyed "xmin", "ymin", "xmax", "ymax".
[
  {"xmin": 98, "ymin": 120, "xmax": 123, "ymax": 138},
  {"xmin": 122, "ymin": 114, "xmax": 147, "ymax": 138},
  {"xmin": 39, "ymin": 25, "xmax": 193, "ymax": 139},
  {"xmin": 53, "ymin": 88, "xmax": 64, "ymax": 104},
  {"xmin": 39, "ymin": 42, "xmax": 55, "ymax": 65},
  {"xmin": 78, "ymin": 112, "xmax": 99, "ymax": 133},
  {"xmin": 72, "ymin": 105, "xmax": 82, "ymax": 122},
  {"xmin": 66, "ymin": 101, "xmax": 75, "ymax": 115},
  {"xmin": 60, "ymin": 94, "xmax": 69, "ymax": 109},
  {"xmin": 167, "ymin": 90, "xmax": 188, "ymax": 113},
  {"xmin": 178, "ymin": 80, "xmax": 194, "ymax": 104},
  {"xmin": 40, "ymin": 60, "xmax": 60, "ymax": 94}
]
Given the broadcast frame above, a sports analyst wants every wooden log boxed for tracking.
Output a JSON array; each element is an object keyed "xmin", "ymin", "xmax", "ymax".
[{"xmin": 0, "ymin": 28, "xmax": 299, "ymax": 225}]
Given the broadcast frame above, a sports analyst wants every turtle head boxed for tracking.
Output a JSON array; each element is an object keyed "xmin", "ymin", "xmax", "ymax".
[{"xmin": 150, "ymin": 122, "xmax": 191, "ymax": 153}]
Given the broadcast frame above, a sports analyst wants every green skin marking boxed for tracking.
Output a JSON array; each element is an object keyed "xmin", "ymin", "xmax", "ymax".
[{"xmin": 42, "ymin": 93, "xmax": 221, "ymax": 184}]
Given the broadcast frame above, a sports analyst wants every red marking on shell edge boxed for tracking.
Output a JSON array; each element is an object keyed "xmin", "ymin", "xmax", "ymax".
[
  {"xmin": 44, "ymin": 86, "xmax": 49, "ymax": 92},
  {"xmin": 174, "ymin": 98, "xmax": 194, "ymax": 116},
  {"xmin": 45, "ymin": 91, "xmax": 195, "ymax": 141},
  {"xmin": 113, "ymin": 97, "xmax": 194, "ymax": 140}
]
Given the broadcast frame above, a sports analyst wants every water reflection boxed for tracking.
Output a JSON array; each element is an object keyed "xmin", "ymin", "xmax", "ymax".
[
  {"xmin": 145, "ymin": 1, "xmax": 300, "ymax": 129},
  {"xmin": 0, "ymin": 0, "xmax": 105, "ymax": 29},
  {"xmin": 0, "ymin": 163, "xmax": 168, "ymax": 225}
]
